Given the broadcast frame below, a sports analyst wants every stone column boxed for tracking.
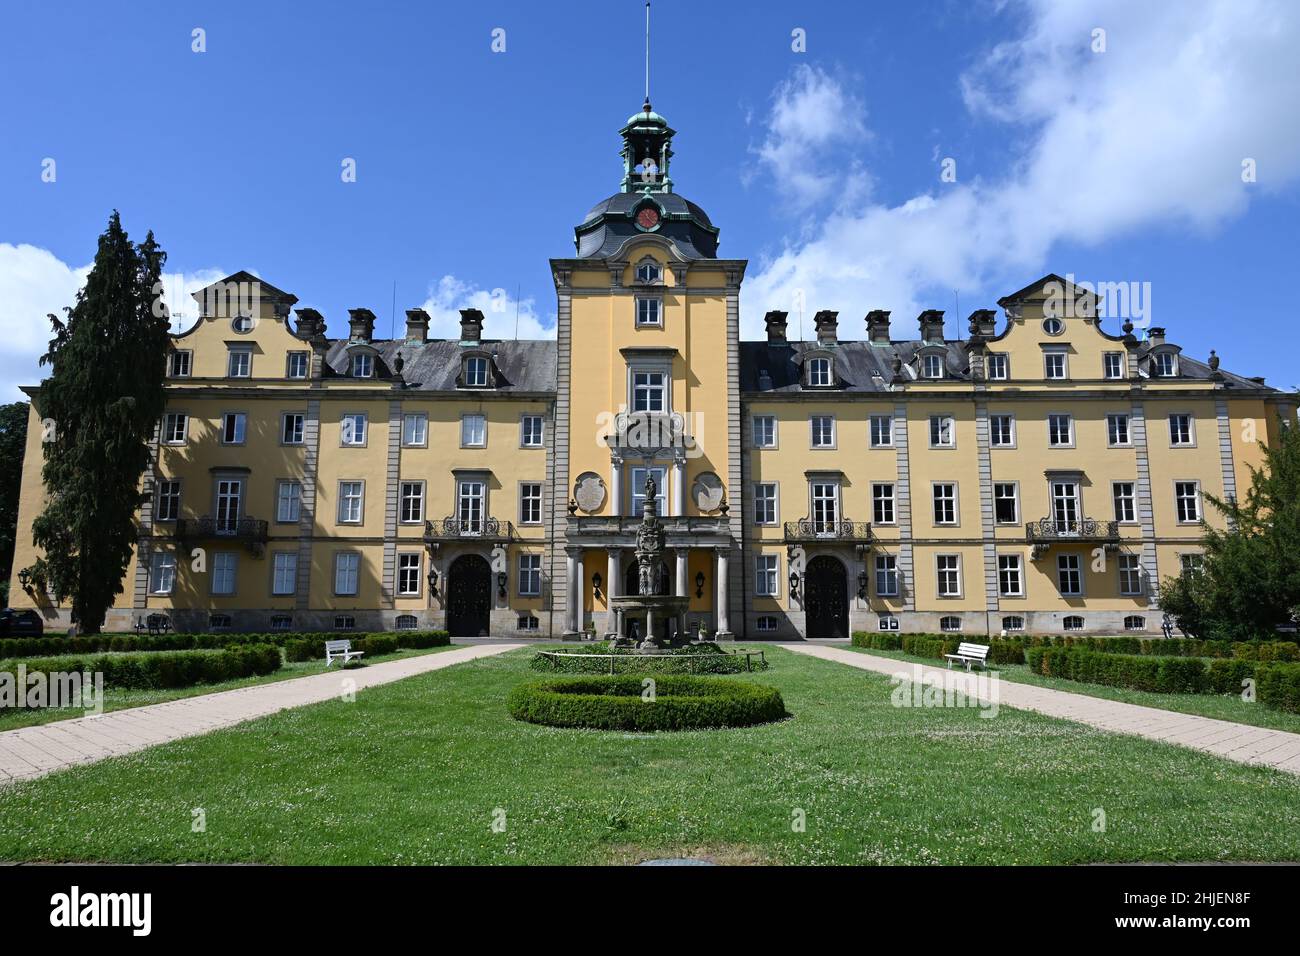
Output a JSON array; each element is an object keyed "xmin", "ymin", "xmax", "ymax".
[
  {"xmin": 604, "ymin": 548, "xmax": 621, "ymax": 639},
  {"xmin": 673, "ymin": 457, "xmax": 686, "ymax": 516},
  {"xmin": 715, "ymin": 547, "xmax": 733, "ymax": 640},
  {"xmin": 575, "ymin": 549, "xmax": 586, "ymax": 635},
  {"xmin": 563, "ymin": 547, "xmax": 581, "ymax": 639},
  {"xmin": 676, "ymin": 547, "xmax": 690, "ymax": 641},
  {"xmin": 610, "ymin": 455, "xmax": 623, "ymax": 518}
]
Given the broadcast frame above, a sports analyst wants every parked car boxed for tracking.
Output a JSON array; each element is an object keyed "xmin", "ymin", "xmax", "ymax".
[{"xmin": 0, "ymin": 608, "xmax": 44, "ymax": 637}]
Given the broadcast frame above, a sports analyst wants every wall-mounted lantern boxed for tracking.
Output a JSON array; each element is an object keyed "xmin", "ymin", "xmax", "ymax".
[
  {"xmin": 497, "ymin": 571, "xmax": 508, "ymax": 599},
  {"xmin": 857, "ymin": 570, "xmax": 868, "ymax": 600},
  {"xmin": 592, "ymin": 571, "xmax": 603, "ymax": 600},
  {"xmin": 695, "ymin": 571, "xmax": 706, "ymax": 598},
  {"xmin": 427, "ymin": 566, "xmax": 439, "ymax": 596},
  {"xmin": 789, "ymin": 570, "xmax": 800, "ymax": 599},
  {"xmin": 17, "ymin": 567, "xmax": 33, "ymax": 595}
]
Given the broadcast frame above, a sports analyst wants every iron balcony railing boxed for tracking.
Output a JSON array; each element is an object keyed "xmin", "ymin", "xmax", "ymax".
[
  {"xmin": 174, "ymin": 516, "xmax": 269, "ymax": 555},
  {"xmin": 1026, "ymin": 517, "xmax": 1120, "ymax": 558},
  {"xmin": 783, "ymin": 519, "xmax": 873, "ymax": 543},
  {"xmin": 424, "ymin": 516, "xmax": 516, "ymax": 541}
]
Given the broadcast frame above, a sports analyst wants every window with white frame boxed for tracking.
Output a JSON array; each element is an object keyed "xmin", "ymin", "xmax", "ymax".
[
  {"xmin": 986, "ymin": 353, "xmax": 1009, "ymax": 380},
  {"xmin": 755, "ymin": 554, "xmax": 779, "ymax": 596},
  {"xmin": 276, "ymin": 480, "xmax": 302, "ymax": 524},
  {"xmin": 352, "ymin": 353, "xmax": 374, "ymax": 378},
  {"xmin": 1002, "ymin": 615, "xmax": 1025, "ymax": 632},
  {"xmin": 399, "ymin": 481, "xmax": 424, "ymax": 523},
  {"xmin": 921, "ymin": 354, "xmax": 944, "ymax": 379},
  {"xmin": 215, "ymin": 478, "xmax": 242, "ymax": 533},
  {"xmin": 932, "ymin": 483, "xmax": 957, "ymax": 525},
  {"xmin": 395, "ymin": 614, "xmax": 418, "ymax": 630},
  {"xmin": 281, "ymin": 412, "xmax": 305, "ymax": 445},
  {"xmin": 461, "ymin": 413, "xmax": 487, "ymax": 447},
  {"xmin": 1152, "ymin": 351, "xmax": 1177, "ymax": 377},
  {"xmin": 629, "ymin": 466, "xmax": 666, "ymax": 516},
  {"xmin": 272, "ymin": 552, "xmax": 298, "ymax": 595},
  {"xmin": 221, "ymin": 412, "xmax": 247, "ymax": 445},
  {"xmin": 1112, "ymin": 481, "xmax": 1136, "ymax": 523},
  {"xmin": 163, "ymin": 412, "xmax": 187, "ymax": 444},
  {"xmin": 929, "ymin": 414, "xmax": 955, "ymax": 448},
  {"xmin": 752, "ymin": 415, "xmax": 776, "ymax": 448},
  {"xmin": 875, "ymin": 555, "xmax": 899, "ymax": 597},
  {"xmin": 286, "ymin": 351, "xmax": 309, "ymax": 379},
  {"xmin": 149, "ymin": 551, "xmax": 177, "ymax": 594},
  {"xmin": 520, "ymin": 482, "xmax": 543, "ymax": 525},
  {"xmin": 521, "ymin": 414, "xmax": 544, "ymax": 447},
  {"xmin": 397, "ymin": 553, "xmax": 421, "ymax": 596},
  {"xmin": 1168, "ymin": 413, "xmax": 1193, "ymax": 446},
  {"xmin": 156, "ymin": 479, "xmax": 181, "ymax": 521},
  {"xmin": 1103, "ymin": 352, "xmax": 1124, "ymax": 379},
  {"xmin": 998, "ymin": 554, "xmax": 1023, "ymax": 597},
  {"xmin": 810, "ymin": 482, "xmax": 839, "ymax": 532},
  {"xmin": 517, "ymin": 614, "xmax": 540, "ymax": 631},
  {"xmin": 518, "ymin": 554, "xmax": 542, "ymax": 596},
  {"xmin": 1063, "ymin": 615, "xmax": 1085, "ymax": 631},
  {"xmin": 1057, "ymin": 554, "xmax": 1082, "ymax": 595},
  {"xmin": 212, "ymin": 552, "xmax": 237, "ymax": 596},
  {"xmin": 631, "ymin": 371, "xmax": 667, "ymax": 412},
  {"xmin": 1042, "ymin": 316, "xmax": 1064, "ymax": 336},
  {"xmin": 1175, "ymin": 481, "xmax": 1201, "ymax": 523},
  {"xmin": 878, "ymin": 614, "xmax": 900, "ymax": 631},
  {"xmin": 635, "ymin": 297, "xmax": 662, "ymax": 327},
  {"xmin": 1180, "ymin": 553, "xmax": 1205, "ymax": 575},
  {"xmin": 753, "ymin": 482, "xmax": 777, "ymax": 525},
  {"xmin": 808, "ymin": 357, "xmax": 832, "ymax": 387},
  {"xmin": 1124, "ymin": 614, "xmax": 1146, "ymax": 631},
  {"xmin": 994, "ymin": 482, "xmax": 1019, "ymax": 524},
  {"xmin": 1051, "ymin": 480, "xmax": 1081, "ymax": 532},
  {"xmin": 1106, "ymin": 413, "xmax": 1130, "ymax": 446},
  {"xmin": 635, "ymin": 261, "xmax": 661, "ymax": 284},
  {"xmin": 227, "ymin": 347, "xmax": 252, "ymax": 378},
  {"xmin": 869, "ymin": 415, "xmax": 893, "ymax": 448},
  {"xmin": 1118, "ymin": 554, "xmax": 1143, "ymax": 595},
  {"xmin": 341, "ymin": 413, "xmax": 367, "ymax": 446},
  {"xmin": 402, "ymin": 413, "xmax": 427, "ymax": 447},
  {"xmin": 936, "ymin": 554, "xmax": 961, "ymax": 597},
  {"xmin": 464, "ymin": 356, "xmax": 489, "ymax": 387},
  {"xmin": 810, "ymin": 415, "xmax": 835, "ymax": 448},
  {"xmin": 940, "ymin": 615, "xmax": 962, "ymax": 632},
  {"xmin": 1048, "ymin": 413, "xmax": 1074, "ymax": 447},
  {"xmin": 990, "ymin": 414, "xmax": 1015, "ymax": 447},
  {"xmin": 335, "ymin": 615, "xmax": 356, "ymax": 630},
  {"xmin": 457, "ymin": 479, "xmax": 486, "ymax": 532},
  {"xmin": 334, "ymin": 553, "xmax": 360, "ymax": 596},
  {"xmin": 168, "ymin": 350, "xmax": 192, "ymax": 377},
  {"xmin": 1044, "ymin": 350, "xmax": 1067, "ymax": 380},
  {"xmin": 872, "ymin": 483, "xmax": 895, "ymax": 524},
  {"xmin": 338, "ymin": 481, "xmax": 364, "ymax": 524}
]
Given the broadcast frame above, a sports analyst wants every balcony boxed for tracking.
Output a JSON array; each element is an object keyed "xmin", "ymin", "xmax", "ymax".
[
  {"xmin": 1026, "ymin": 517, "xmax": 1120, "ymax": 559},
  {"xmin": 783, "ymin": 519, "xmax": 873, "ymax": 545},
  {"xmin": 174, "ymin": 516, "xmax": 269, "ymax": 555},
  {"xmin": 424, "ymin": 516, "xmax": 517, "ymax": 543}
]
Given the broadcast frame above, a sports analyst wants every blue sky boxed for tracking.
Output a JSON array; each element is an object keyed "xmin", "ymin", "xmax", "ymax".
[{"xmin": 2, "ymin": 0, "xmax": 1298, "ymax": 398}]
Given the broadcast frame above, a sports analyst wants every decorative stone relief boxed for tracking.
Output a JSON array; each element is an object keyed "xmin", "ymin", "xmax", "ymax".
[
  {"xmin": 573, "ymin": 472, "xmax": 607, "ymax": 513},
  {"xmin": 692, "ymin": 472, "xmax": 724, "ymax": 512}
]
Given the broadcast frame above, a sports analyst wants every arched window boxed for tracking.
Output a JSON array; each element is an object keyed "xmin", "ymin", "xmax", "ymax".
[
  {"xmin": 394, "ymin": 614, "xmax": 418, "ymax": 630},
  {"xmin": 209, "ymin": 613, "xmax": 232, "ymax": 631},
  {"xmin": 1063, "ymin": 615, "xmax": 1085, "ymax": 631},
  {"xmin": 635, "ymin": 260, "xmax": 661, "ymax": 284},
  {"xmin": 464, "ymin": 356, "xmax": 489, "ymax": 387},
  {"xmin": 808, "ymin": 357, "xmax": 832, "ymax": 387},
  {"xmin": 1124, "ymin": 615, "xmax": 1146, "ymax": 631},
  {"xmin": 1001, "ymin": 615, "xmax": 1025, "ymax": 632},
  {"xmin": 878, "ymin": 615, "xmax": 899, "ymax": 632},
  {"xmin": 939, "ymin": 615, "xmax": 961, "ymax": 632}
]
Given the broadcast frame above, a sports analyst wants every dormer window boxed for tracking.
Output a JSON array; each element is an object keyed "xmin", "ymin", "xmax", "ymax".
[
  {"xmin": 921, "ymin": 354, "xmax": 944, "ymax": 379},
  {"xmin": 636, "ymin": 297, "xmax": 662, "ymax": 327},
  {"xmin": 808, "ymin": 357, "xmax": 832, "ymax": 387},
  {"xmin": 351, "ymin": 353, "xmax": 374, "ymax": 378},
  {"xmin": 232, "ymin": 314, "xmax": 254, "ymax": 333},
  {"xmin": 986, "ymin": 354, "xmax": 1009, "ymax": 380},
  {"xmin": 465, "ymin": 356, "xmax": 489, "ymax": 387},
  {"xmin": 635, "ymin": 261, "xmax": 662, "ymax": 284},
  {"xmin": 1152, "ymin": 351, "xmax": 1178, "ymax": 377}
]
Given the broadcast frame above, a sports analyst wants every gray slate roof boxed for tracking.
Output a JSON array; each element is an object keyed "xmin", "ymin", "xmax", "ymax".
[
  {"xmin": 322, "ymin": 338, "xmax": 558, "ymax": 393},
  {"xmin": 575, "ymin": 191, "xmax": 719, "ymax": 260}
]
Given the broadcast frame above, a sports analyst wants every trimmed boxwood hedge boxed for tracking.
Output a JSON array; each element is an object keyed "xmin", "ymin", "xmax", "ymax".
[
  {"xmin": 1024, "ymin": 646, "xmax": 1272, "ymax": 699},
  {"xmin": 0, "ymin": 644, "xmax": 282, "ymax": 695},
  {"xmin": 529, "ymin": 645, "xmax": 768, "ymax": 675},
  {"xmin": 507, "ymin": 674, "xmax": 788, "ymax": 731},
  {"xmin": 1255, "ymin": 663, "xmax": 1300, "ymax": 714},
  {"xmin": 282, "ymin": 631, "xmax": 442, "ymax": 662},
  {"xmin": 0, "ymin": 629, "xmax": 450, "ymax": 661}
]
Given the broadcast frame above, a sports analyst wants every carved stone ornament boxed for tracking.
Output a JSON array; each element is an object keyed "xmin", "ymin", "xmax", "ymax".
[
  {"xmin": 692, "ymin": 472, "xmax": 725, "ymax": 512},
  {"xmin": 573, "ymin": 472, "xmax": 607, "ymax": 513}
]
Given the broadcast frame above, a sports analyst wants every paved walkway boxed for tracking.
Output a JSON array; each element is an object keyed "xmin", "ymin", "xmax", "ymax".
[
  {"xmin": 782, "ymin": 643, "xmax": 1300, "ymax": 776},
  {"xmin": 0, "ymin": 643, "xmax": 524, "ymax": 786}
]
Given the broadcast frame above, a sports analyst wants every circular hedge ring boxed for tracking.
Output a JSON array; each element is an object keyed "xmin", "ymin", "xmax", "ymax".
[{"xmin": 507, "ymin": 674, "xmax": 787, "ymax": 732}]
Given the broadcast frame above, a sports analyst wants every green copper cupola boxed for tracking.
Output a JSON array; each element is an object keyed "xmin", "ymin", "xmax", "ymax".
[{"xmin": 620, "ymin": 98, "xmax": 675, "ymax": 194}]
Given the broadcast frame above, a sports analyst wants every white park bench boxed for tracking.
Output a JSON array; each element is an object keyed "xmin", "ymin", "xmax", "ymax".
[
  {"xmin": 325, "ymin": 639, "xmax": 365, "ymax": 668},
  {"xmin": 944, "ymin": 642, "xmax": 990, "ymax": 671}
]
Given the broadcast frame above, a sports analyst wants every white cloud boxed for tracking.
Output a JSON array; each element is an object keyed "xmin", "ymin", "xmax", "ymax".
[
  {"xmin": 419, "ymin": 275, "xmax": 555, "ymax": 341},
  {"xmin": 744, "ymin": 0, "xmax": 1300, "ymax": 340}
]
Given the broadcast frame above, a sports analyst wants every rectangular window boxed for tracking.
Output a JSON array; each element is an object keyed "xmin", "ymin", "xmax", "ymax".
[
  {"xmin": 1048, "ymin": 413, "xmax": 1074, "ymax": 447},
  {"xmin": 402, "ymin": 413, "xmax": 428, "ymax": 447},
  {"xmin": 162, "ymin": 412, "xmax": 187, "ymax": 444},
  {"xmin": 872, "ymin": 483, "xmax": 895, "ymax": 524},
  {"xmin": 994, "ymin": 482, "xmax": 1019, "ymax": 524},
  {"xmin": 753, "ymin": 482, "xmax": 777, "ymax": 525},
  {"xmin": 1051, "ymin": 481, "xmax": 1080, "ymax": 533},
  {"xmin": 168, "ymin": 351, "xmax": 192, "ymax": 377},
  {"xmin": 458, "ymin": 479, "xmax": 486, "ymax": 532},
  {"xmin": 752, "ymin": 415, "xmax": 777, "ymax": 448},
  {"xmin": 341, "ymin": 413, "xmax": 367, "ymax": 446},
  {"xmin": 869, "ymin": 415, "xmax": 893, "ymax": 448},
  {"xmin": 1106, "ymin": 413, "xmax": 1130, "ymax": 446},
  {"xmin": 755, "ymin": 554, "xmax": 779, "ymax": 597},
  {"xmin": 989, "ymin": 414, "xmax": 1015, "ymax": 447},
  {"xmin": 276, "ymin": 480, "xmax": 302, "ymax": 524},
  {"xmin": 518, "ymin": 554, "xmax": 542, "ymax": 596},
  {"xmin": 811, "ymin": 482, "xmax": 839, "ymax": 533},
  {"xmin": 464, "ymin": 356, "xmax": 488, "ymax": 386},
  {"xmin": 221, "ymin": 412, "xmax": 247, "ymax": 445},
  {"xmin": 1112, "ymin": 482, "xmax": 1136, "ymax": 523},
  {"xmin": 1153, "ymin": 352, "xmax": 1177, "ymax": 377},
  {"xmin": 334, "ymin": 553, "xmax": 360, "ymax": 596},
  {"xmin": 1103, "ymin": 352, "xmax": 1124, "ymax": 379},
  {"xmin": 521, "ymin": 415, "xmax": 544, "ymax": 447},
  {"xmin": 1175, "ymin": 481, "xmax": 1201, "ymax": 523},
  {"xmin": 351, "ymin": 353, "xmax": 374, "ymax": 378},
  {"xmin": 1180, "ymin": 553, "xmax": 1204, "ymax": 575},
  {"xmin": 397, "ymin": 553, "xmax": 421, "ymax": 596},
  {"xmin": 215, "ymin": 479, "xmax": 242, "ymax": 534},
  {"xmin": 1057, "ymin": 554, "xmax": 1082, "ymax": 595},
  {"xmin": 281, "ymin": 413, "xmax": 305, "ymax": 445},
  {"xmin": 629, "ymin": 466, "xmax": 667, "ymax": 516},
  {"xmin": 875, "ymin": 555, "xmax": 899, "ymax": 597},
  {"xmin": 810, "ymin": 415, "xmax": 835, "ymax": 448},
  {"xmin": 922, "ymin": 354, "xmax": 944, "ymax": 379},
  {"xmin": 272, "ymin": 552, "xmax": 297, "ymax": 595},
  {"xmin": 399, "ymin": 481, "xmax": 425, "ymax": 523},
  {"xmin": 929, "ymin": 415, "xmax": 955, "ymax": 448},
  {"xmin": 936, "ymin": 555, "xmax": 961, "ymax": 597},
  {"xmin": 1044, "ymin": 351, "xmax": 1067, "ymax": 380},
  {"xmin": 1118, "ymin": 554, "xmax": 1142, "ymax": 596},
  {"xmin": 149, "ymin": 552, "xmax": 177, "ymax": 595},
  {"xmin": 1169, "ymin": 413, "xmax": 1194, "ymax": 446},
  {"xmin": 636, "ymin": 297, "xmax": 662, "ymax": 327},
  {"xmin": 461, "ymin": 413, "xmax": 487, "ymax": 447},
  {"xmin": 156, "ymin": 479, "xmax": 181, "ymax": 521},
  {"xmin": 986, "ymin": 354, "xmax": 1009, "ymax": 380},
  {"xmin": 227, "ymin": 348, "xmax": 252, "ymax": 378},
  {"xmin": 998, "ymin": 554, "xmax": 1023, "ymax": 597},
  {"xmin": 632, "ymin": 371, "xmax": 667, "ymax": 412},
  {"xmin": 520, "ymin": 482, "xmax": 543, "ymax": 525},
  {"xmin": 338, "ymin": 481, "xmax": 364, "ymax": 524},
  {"xmin": 808, "ymin": 358, "xmax": 832, "ymax": 387},
  {"xmin": 286, "ymin": 351, "xmax": 309, "ymax": 379},
  {"xmin": 932, "ymin": 483, "xmax": 957, "ymax": 525},
  {"xmin": 212, "ymin": 552, "xmax": 237, "ymax": 596}
]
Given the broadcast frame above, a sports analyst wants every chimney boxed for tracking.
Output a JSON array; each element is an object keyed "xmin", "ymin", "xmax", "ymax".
[
  {"xmin": 404, "ymin": 308, "xmax": 430, "ymax": 343},
  {"xmin": 968, "ymin": 309, "xmax": 997, "ymax": 338},
  {"xmin": 294, "ymin": 307, "xmax": 325, "ymax": 338},
  {"xmin": 764, "ymin": 310, "xmax": 788, "ymax": 344},
  {"xmin": 918, "ymin": 310, "xmax": 945, "ymax": 344},
  {"xmin": 459, "ymin": 308, "xmax": 484, "ymax": 344},
  {"xmin": 1147, "ymin": 327, "xmax": 1166, "ymax": 346},
  {"xmin": 813, "ymin": 310, "xmax": 839, "ymax": 346},
  {"xmin": 347, "ymin": 308, "xmax": 375, "ymax": 342},
  {"xmin": 865, "ymin": 310, "xmax": 891, "ymax": 345}
]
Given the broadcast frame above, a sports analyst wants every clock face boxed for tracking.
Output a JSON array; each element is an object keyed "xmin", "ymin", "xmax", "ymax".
[{"xmin": 635, "ymin": 206, "xmax": 660, "ymax": 230}]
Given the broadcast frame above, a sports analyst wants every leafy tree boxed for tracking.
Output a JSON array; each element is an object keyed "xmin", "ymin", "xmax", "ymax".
[
  {"xmin": 31, "ymin": 212, "xmax": 171, "ymax": 632},
  {"xmin": 1159, "ymin": 419, "xmax": 1300, "ymax": 640},
  {"xmin": 0, "ymin": 401, "xmax": 30, "ymax": 592}
]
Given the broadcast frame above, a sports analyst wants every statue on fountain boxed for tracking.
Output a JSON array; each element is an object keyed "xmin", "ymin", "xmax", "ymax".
[{"xmin": 607, "ymin": 474, "xmax": 692, "ymax": 651}]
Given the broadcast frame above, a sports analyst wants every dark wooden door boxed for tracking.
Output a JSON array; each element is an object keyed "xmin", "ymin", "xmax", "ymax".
[
  {"xmin": 447, "ymin": 554, "xmax": 492, "ymax": 636},
  {"xmin": 805, "ymin": 556, "xmax": 848, "ymax": 640}
]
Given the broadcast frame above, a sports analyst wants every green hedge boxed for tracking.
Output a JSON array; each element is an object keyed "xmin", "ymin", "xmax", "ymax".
[
  {"xmin": 0, "ymin": 644, "xmax": 281, "ymax": 695},
  {"xmin": 850, "ymin": 632, "xmax": 1299, "ymax": 666},
  {"xmin": 1024, "ymin": 646, "xmax": 1265, "ymax": 697},
  {"xmin": 507, "ymin": 675, "xmax": 787, "ymax": 731},
  {"xmin": 529, "ymin": 646, "xmax": 768, "ymax": 675},
  {"xmin": 282, "ymin": 631, "xmax": 446, "ymax": 663},
  {"xmin": 1255, "ymin": 663, "xmax": 1300, "ymax": 714},
  {"xmin": 0, "ymin": 629, "xmax": 450, "ymax": 661}
]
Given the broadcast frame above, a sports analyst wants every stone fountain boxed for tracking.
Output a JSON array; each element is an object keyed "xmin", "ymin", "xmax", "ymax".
[{"xmin": 608, "ymin": 475, "xmax": 691, "ymax": 651}]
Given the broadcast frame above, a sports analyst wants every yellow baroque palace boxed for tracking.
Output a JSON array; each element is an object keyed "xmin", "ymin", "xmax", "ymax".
[{"xmin": 8, "ymin": 103, "xmax": 1297, "ymax": 640}]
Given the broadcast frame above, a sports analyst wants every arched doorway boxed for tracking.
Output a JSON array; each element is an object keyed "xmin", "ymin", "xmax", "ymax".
[
  {"xmin": 805, "ymin": 555, "xmax": 848, "ymax": 640},
  {"xmin": 447, "ymin": 554, "xmax": 492, "ymax": 636}
]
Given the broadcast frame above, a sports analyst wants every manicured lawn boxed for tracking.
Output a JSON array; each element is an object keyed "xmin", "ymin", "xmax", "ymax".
[
  {"xmin": 1, "ymin": 645, "xmax": 1298, "ymax": 865},
  {"xmin": 845, "ymin": 645, "xmax": 1300, "ymax": 735},
  {"xmin": 0, "ymin": 645, "xmax": 460, "ymax": 733}
]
